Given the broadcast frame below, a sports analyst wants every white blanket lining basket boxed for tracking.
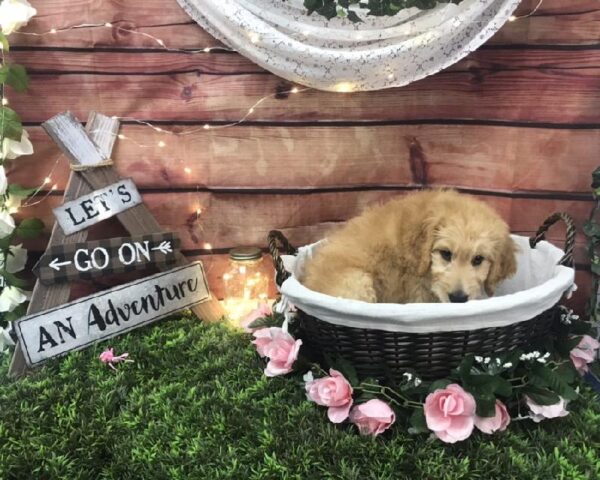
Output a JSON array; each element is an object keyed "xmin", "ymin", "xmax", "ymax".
[{"xmin": 279, "ymin": 235, "xmax": 575, "ymax": 334}]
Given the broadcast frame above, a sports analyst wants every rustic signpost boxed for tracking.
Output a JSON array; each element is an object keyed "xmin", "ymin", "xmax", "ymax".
[
  {"xmin": 8, "ymin": 111, "xmax": 225, "ymax": 377},
  {"xmin": 16, "ymin": 263, "xmax": 209, "ymax": 367},
  {"xmin": 34, "ymin": 233, "xmax": 179, "ymax": 284}
]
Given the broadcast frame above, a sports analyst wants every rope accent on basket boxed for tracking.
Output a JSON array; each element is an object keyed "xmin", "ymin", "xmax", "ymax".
[
  {"xmin": 529, "ymin": 212, "xmax": 575, "ymax": 267},
  {"xmin": 268, "ymin": 230, "xmax": 297, "ymax": 287}
]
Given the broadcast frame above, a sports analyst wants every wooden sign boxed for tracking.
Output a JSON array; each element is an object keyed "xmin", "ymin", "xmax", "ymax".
[
  {"xmin": 33, "ymin": 233, "xmax": 179, "ymax": 285},
  {"xmin": 53, "ymin": 178, "xmax": 142, "ymax": 235},
  {"xmin": 15, "ymin": 262, "xmax": 210, "ymax": 367}
]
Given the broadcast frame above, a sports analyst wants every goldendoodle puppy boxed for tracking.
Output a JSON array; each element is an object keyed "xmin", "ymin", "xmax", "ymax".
[{"xmin": 302, "ymin": 190, "xmax": 517, "ymax": 303}]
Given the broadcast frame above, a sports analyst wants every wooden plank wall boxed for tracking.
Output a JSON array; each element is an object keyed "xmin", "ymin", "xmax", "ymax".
[{"xmin": 6, "ymin": 0, "xmax": 600, "ymax": 311}]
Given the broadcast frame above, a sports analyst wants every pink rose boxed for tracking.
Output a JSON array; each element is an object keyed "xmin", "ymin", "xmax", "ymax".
[
  {"xmin": 305, "ymin": 369, "xmax": 354, "ymax": 423},
  {"xmin": 525, "ymin": 396, "xmax": 569, "ymax": 423},
  {"xmin": 252, "ymin": 327, "xmax": 302, "ymax": 377},
  {"xmin": 424, "ymin": 384, "xmax": 476, "ymax": 443},
  {"xmin": 241, "ymin": 302, "xmax": 272, "ymax": 332},
  {"xmin": 474, "ymin": 400, "xmax": 510, "ymax": 434},
  {"xmin": 349, "ymin": 399, "xmax": 395, "ymax": 436},
  {"xmin": 570, "ymin": 335, "xmax": 600, "ymax": 374}
]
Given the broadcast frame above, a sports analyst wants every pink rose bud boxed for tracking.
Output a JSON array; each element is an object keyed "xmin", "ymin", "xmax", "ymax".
[
  {"xmin": 474, "ymin": 400, "xmax": 511, "ymax": 434},
  {"xmin": 240, "ymin": 302, "xmax": 273, "ymax": 332},
  {"xmin": 570, "ymin": 335, "xmax": 600, "ymax": 374},
  {"xmin": 349, "ymin": 399, "xmax": 395, "ymax": 436},
  {"xmin": 424, "ymin": 383, "xmax": 476, "ymax": 443},
  {"xmin": 305, "ymin": 369, "xmax": 354, "ymax": 423},
  {"xmin": 525, "ymin": 396, "xmax": 569, "ymax": 423},
  {"xmin": 252, "ymin": 327, "xmax": 302, "ymax": 377}
]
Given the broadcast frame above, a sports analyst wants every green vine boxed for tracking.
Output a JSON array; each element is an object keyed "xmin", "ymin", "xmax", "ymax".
[
  {"xmin": 0, "ymin": 6, "xmax": 45, "ymax": 334},
  {"xmin": 302, "ymin": 0, "xmax": 464, "ymax": 22}
]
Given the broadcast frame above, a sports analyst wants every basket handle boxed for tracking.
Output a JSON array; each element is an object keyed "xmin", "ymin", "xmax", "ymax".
[
  {"xmin": 529, "ymin": 212, "xmax": 575, "ymax": 267},
  {"xmin": 268, "ymin": 230, "xmax": 297, "ymax": 287}
]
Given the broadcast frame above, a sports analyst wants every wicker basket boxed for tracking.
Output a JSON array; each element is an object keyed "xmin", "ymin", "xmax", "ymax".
[{"xmin": 268, "ymin": 212, "xmax": 576, "ymax": 382}]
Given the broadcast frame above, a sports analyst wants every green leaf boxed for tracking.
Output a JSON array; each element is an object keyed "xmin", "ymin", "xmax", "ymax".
[
  {"xmin": 0, "ymin": 32, "xmax": 9, "ymax": 52},
  {"xmin": 522, "ymin": 385, "xmax": 561, "ymax": 406},
  {"xmin": 304, "ymin": 0, "xmax": 323, "ymax": 14},
  {"xmin": 584, "ymin": 220, "xmax": 600, "ymax": 238},
  {"xmin": 428, "ymin": 379, "xmax": 452, "ymax": 393},
  {"xmin": 14, "ymin": 217, "xmax": 44, "ymax": 239},
  {"xmin": 347, "ymin": 10, "xmax": 363, "ymax": 22},
  {"xmin": 247, "ymin": 313, "xmax": 284, "ymax": 330},
  {"xmin": 474, "ymin": 394, "xmax": 496, "ymax": 418},
  {"xmin": 0, "ymin": 233, "xmax": 13, "ymax": 251},
  {"xmin": 0, "ymin": 106, "xmax": 23, "ymax": 141},
  {"xmin": 0, "ymin": 64, "xmax": 29, "ymax": 92},
  {"xmin": 1, "ymin": 269, "xmax": 30, "ymax": 289},
  {"xmin": 408, "ymin": 408, "xmax": 429, "ymax": 433},
  {"xmin": 7, "ymin": 184, "xmax": 38, "ymax": 197},
  {"xmin": 3, "ymin": 302, "xmax": 28, "ymax": 322},
  {"xmin": 529, "ymin": 363, "xmax": 578, "ymax": 401}
]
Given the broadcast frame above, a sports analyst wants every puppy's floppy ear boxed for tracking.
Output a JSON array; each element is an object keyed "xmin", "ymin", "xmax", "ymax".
[
  {"xmin": 485, "ymin": 236, "xmax": 517, "ymax": 296},
  {"xmin": 406, "ymin": 213, "xmax": 440, "ymax": 276}
]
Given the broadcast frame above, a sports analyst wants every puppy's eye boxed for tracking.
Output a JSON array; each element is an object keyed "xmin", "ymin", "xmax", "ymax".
[
  {"xmin": 472, "ymin": 255, "xmax": 484, "ymax": 266},
  {"xmin": 439, "ymin": 249, "xmax": 452, "ymax": 262}
]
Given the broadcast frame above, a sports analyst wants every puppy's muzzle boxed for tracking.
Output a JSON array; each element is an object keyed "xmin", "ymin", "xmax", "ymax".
[{"xmin": 449, "ymin": 291, "xmax": 469, "ymax": 303}]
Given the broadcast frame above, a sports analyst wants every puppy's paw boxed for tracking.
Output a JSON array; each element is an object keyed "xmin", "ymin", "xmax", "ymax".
[{"xmin": 333, "ymin": 269, "xmax": 377, "ymax": 302}]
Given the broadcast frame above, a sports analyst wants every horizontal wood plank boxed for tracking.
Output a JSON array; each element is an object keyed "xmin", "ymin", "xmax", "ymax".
[
  {"xmin": 8, "ymin": 68, "xmax": 600, "ymax": 124},
  {"xmin": 16, "ymin": 192, "xmax": 592, "ymax": 252},
  {"xmin": 9, "ymin": 0, "xmax": 599, "ymax": 48},
  {"xmin": 9, "ymin": 48, "xmax": 600, "ymax": 76},
  {"xmin": 9, "ymin": 125, "xmax": 599, "ymax": 194}
]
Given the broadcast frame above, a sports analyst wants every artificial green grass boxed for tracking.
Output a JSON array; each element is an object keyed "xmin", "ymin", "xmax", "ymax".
[{"xmin": 1, "ymin": 314, "xmax": 599, "ymax": 480}]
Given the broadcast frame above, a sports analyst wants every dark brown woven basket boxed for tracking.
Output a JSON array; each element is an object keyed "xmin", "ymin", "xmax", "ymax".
[{"xmin": 268, "ymin": 212, "xmax": 576, "ymax": 383}]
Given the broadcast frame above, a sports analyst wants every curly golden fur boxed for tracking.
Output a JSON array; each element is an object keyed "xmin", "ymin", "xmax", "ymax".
[{"xmin": 302, "ymin": 190, "xmax": 517, "ymax": 303}]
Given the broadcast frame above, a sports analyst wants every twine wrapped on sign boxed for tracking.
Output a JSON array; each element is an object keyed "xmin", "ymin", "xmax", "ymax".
[{"xmin": 70, "ymin": 159, "xmax": 114, "ymax": 171}]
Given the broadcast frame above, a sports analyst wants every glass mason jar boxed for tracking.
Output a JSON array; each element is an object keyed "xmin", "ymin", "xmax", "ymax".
[{"xmin": 222, "ymin": 247, "xmax": 270, "ymax": 324}]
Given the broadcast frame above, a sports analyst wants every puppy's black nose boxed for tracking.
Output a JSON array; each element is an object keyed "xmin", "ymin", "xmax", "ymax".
[{"xmin": 449, "ymin": 291, "xmax": 469, "ymax": 303}]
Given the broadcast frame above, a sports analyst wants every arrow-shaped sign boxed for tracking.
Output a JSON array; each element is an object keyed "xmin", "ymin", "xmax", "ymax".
[
  {"xmin": 49, "ymin": 259, "xmax": 72, "ymax": 271},
  {"xmin": 34, "ymin": 233, "xmax": 180, "ymax": 285}
]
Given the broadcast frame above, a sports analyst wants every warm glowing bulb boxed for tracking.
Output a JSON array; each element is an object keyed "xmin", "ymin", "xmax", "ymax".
[
  {"xmin": 203, "ymin": 124, "xmax": 210, "ymax": 130},
  {"xmin": 1, "ymin": 98, "xmax": 8, "ymax": 106},
  {"xmin": 249, "ymin": 32, "xmax": 260, "ymax": 44},
  {"xmin": 248, "ymin": 108, "xmax": 255, "ymax": 114},
  {"xmin": 223, "ymin": 273, "xmax": 232, "ymax": 281},
  {"xmin": 184, "ymin": 167, "xmax": 191, "ymax": 174},
  {"xmin": 334, "ymin": 82, "xmax": 355, "ymax": 93},
  {"xmin": 51, "ymin": 184, "xmax": 58, "ymax": 191},
  {"xmin": 196, "ymin": 208, "xmax": 202, "ymax": 215},
  {"xmin": 155, "ymin": 127, "xmax": 163, "ymax": 132},
  {"xmin": 204, "ymin": 47, "xmax": 211, "ymax": 53},
  {"xmin": 239, "ymin": 266, "xmax": 247, "ymax": 274},
  {"xmin": 118, "ymin": 134, "xmax": 126, "ymax": 140},
  {"xmin": 104, "ymin": 22, "xmax": 112, "ymax": 28},
  {"xmin": 44, "ymin": 177, "xmax": 51, "ymax": 184},
  {"xmin": 157, "ymin": 39, "xmax": 165, "ymax": 46},
  {"xmin": 508, "ymin": 15, "xmax": 517, "ymax": 21},
  {"xmin": 50, "ymin": 28, "xmax": 57, "ymax": 34},
  {"xmin": 158, "ymin": 140, "xmax": 166, "ymax": 148},
  {"xmin": 291, "ymin": 87, "xmax": 299, "ymax": 94},
  {"xmin": 387, "ymin": 73, "xmax": 395, "ymax": 80},
  {"xmin": 203, "ymin": 242, "xmax": 212, "ymax": 250}
]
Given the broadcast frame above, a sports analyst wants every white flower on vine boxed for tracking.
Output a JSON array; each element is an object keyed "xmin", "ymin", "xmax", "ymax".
[
  {"xmin": 503, "ymin": 362, "xmax": 513, "ymax": 368},
  {"xmin": 0, "ymin": 211, "xmax": 15, "ymax": 237},
  {"xmin": 0, "ymin": 0, "xmax": 37, "ymax": 35},
  {"xmin": 0, "ymin": 286, "xmax": 29, "ymax": 312},
  {"xmin": 474, "ymin": 356, "xmax": 483, "ymax": 363},
  {"xmin": 0, "ymin": 243, "xmax": 26, "ymax": 273},
  {"xmin": 0, "ymin": 326, "xmax": 15, "ymax": 354},
  {"xmin": 1, "ymin": 130, "xmax": 34, "ymax": 160},
  {"xmin": 0, "ymin": 167, "xmax": 7, "ymax": 196}
]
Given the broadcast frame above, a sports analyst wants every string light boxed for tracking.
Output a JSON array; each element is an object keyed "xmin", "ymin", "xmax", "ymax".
[
  {"xmin": 1, "ymin": 98, "xmax": 8, "ymax": 106},
  {"xmin": 157, "ymin": 140, "xmax": 166, "ymax": 148},
  {"xmin": 184, "ymin": 167, "xmax": 192, "ymax": 174},
  {"xmin": 509, "ymin": 0, "xmax": 544, "ymax": 21}
]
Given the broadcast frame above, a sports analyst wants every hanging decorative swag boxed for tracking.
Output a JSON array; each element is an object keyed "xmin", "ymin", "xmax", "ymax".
[{"xmin": 176, "ymin": 0, "xmax": 520, "ymax": 91}]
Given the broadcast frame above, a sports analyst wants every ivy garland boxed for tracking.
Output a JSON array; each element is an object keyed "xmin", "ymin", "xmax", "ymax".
[
  {"xmin": 247, "ymin": 304, "xmax": 599, "ymax": 441},
  {"xmin": 584, "ymin": 167, "xmax": 600, "ymax": 325},
  {"xmin": 0, "ymin": 3, "xmax": 45, "ymax": 338},
  {"xmin": 302, "ymin": 0, "xmax": 465, "ymax": 23}
]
